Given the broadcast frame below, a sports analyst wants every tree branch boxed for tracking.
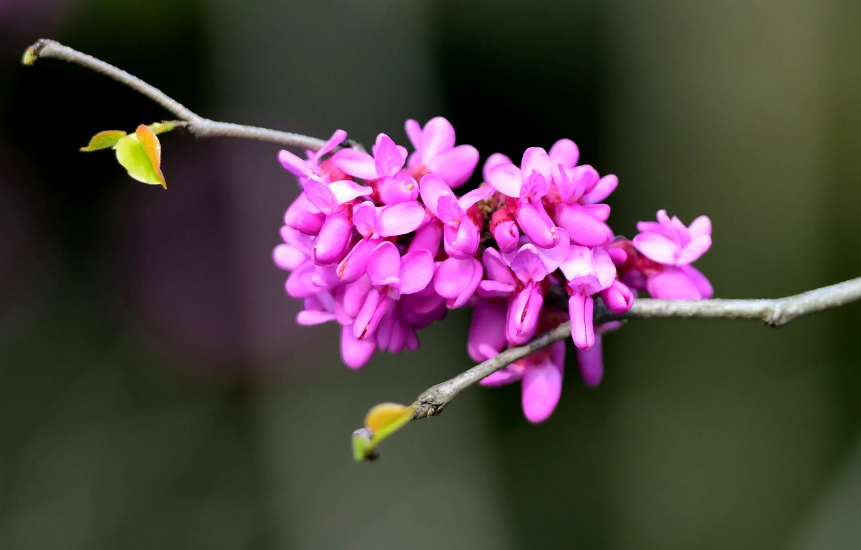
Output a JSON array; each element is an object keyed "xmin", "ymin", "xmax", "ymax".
[
  {"xmin": 22, "ymin": 39, "xmax": 364, "ymax": 152},
  {"xmin": 408, "ymin": 275, "xmax": 861, "ymax": 421}
]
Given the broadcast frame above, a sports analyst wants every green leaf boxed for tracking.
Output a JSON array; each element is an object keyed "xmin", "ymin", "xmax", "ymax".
[
  {"xmin": 21, "ymin": 48, "xmax": 38, "ymax": 66},
  {"xmin": 80, "ymin": 130, "xmax": 127, "ymax": 152},
  {"xmin": 352, "ymin": 402, "xmax": 416, "ymax": 462},
  {"xmin": 115, "ymin": 126, "xmax": 166, "ymax": 188}
]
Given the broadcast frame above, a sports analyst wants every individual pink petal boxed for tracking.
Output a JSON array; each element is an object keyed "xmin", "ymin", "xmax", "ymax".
[
  {"xmin": 312, "ymin": 129, "xmax": 348, "ymax": 161},
  {"xmin": 437, "ymin": 194, "xmax": 464, "ymax": 226},
  {"xmin": 352, "ymin": 201, "xmax": 377, "ymax": 238},
  {"xmin": 670, "ymin": 216, "xmax": 691, "ymax": 246},
  {"xmin": 405, "ymin": 119, "xmax": 423, "ymax": 152},
  {"xmin": 278, "ymin": 150, "xmax": 313, "ymax": 178},
  {"xmin": 458, "ymin": 185, "xmax": 495, "ymax": 211},
  {"xmin": 481, "ymin": 365, "xmax": 524, "ymax": 387},
  {"xmin": 453, "ymin": 219, "xmax": 481, "ymax": 259},
  {"xmin": 516, "ymin": 201, "xmax": 559, "ymax": 249},
  {"xmin": 688, "ymin": 215, "xmax": 712, "ymax": 239},
  {"xmin": 582, "ymin": 203, "xmax": 610, "ymax": 222},
  {"xmin": 297, "ymin": 309, "xmax": 337, "ymax": 325},
  {"xmin": 636, "ymin": 221, "xmax": 670, "ymax": 237},
  {"xmin": 577, "ymin": 332, "xmax": 604, "ymax": 386},
  {"xmin": 520, "ymin": 170, "xmax": 549, "ymax": 202},
  {"xmin": 592, "ymin": 247, "xmax": 618, "ymax": 290},
  {"xmin": 508, "ymin": 284, "xmax": 543, "ymax": 344},
  {"xmin": 333, "ymin": 148, "xmax": 378, "ymax": 180},
  {"xmin": 328, "ymin": 180, "xmax": 373, "ymax": 204},
  {"xmin": 337, "ymin": 237, "xmax": 378, "ymax": 284},
  {"xmin": 681, "ymin": 265, "xmax": 713, "ymax": 299},
  {"xmin": 312, "ymin": 210, "xmax": 353, "ymax": 265},
  {"xmin": 553, "ymin": 165, "xmax": 576, "ymax": 202},
  {"xmin": 399, "ymin": 250, "xmax": 434, "ymax": 294},
  {"xmin": 375, "ymin": 306, "xmax": 396, "ymax": 351},
  {"xmin": 386, "ymin": 316, "xmax": 408, "ymax": 353},
  {"xmin": 549, "ymin": 138, "xmax": 579, "ymax": 169},
  {"xmin": 646, "ymin": 266, "xmax": 705, "ymax": 300},
  {"xmin": 482, "ymin": 152, "xmax": 513, "ymax": 184},
  {"xmin": 676, "ymin": 235, "xmax": 712, "ymax": 265},
  {"xmin": 581, "ymin": 174, "xmax": 618, "ymax": 204},
  {"xmin": 405, "ymin": 326, "xmax": 420, "ymax": 351},
  {"xmin": 419, "ymin": 173, "xmax": 452, "ymax": 217},
  {"xmin": 273, "ymin": 244, "xmax": 306, "ymax": 271},
  {"xmin": 426, "ymin": 145, "xmax": 479, "ymax": 189},
  {"xmin": 286, "ymin": 263, "xmax": 320, "ymax": 299},
  {"xmin": 434, "ymin": 257, "xmax": 475, "ymax": 299},
  {"xmin": 600, "ymin": 280, "xmax": 634, "ymax": 314},
  {"xmin": 420, "ymin": 117, "xmax": 456, "ymax": 161},
  {"xmin": 313, "ymin": 264, "xmax": 341, "ymax": 289},
  {"xmin": 408, "ymin": 219, "xmax": 443, "ymax": 256},
  {"xmin": 521, "ymin": 356, "xmax": 563, "ymax": 423},
  {"xmin": 303, "ymin": 179, "xmax": 337, "ymax": 216},
  {"xmin": 486, "ymin": 163, "xmax": 522, "ymax": 197},
  {"xmin": 482, "ymin": 248, "xmax": 517, "ymax": 287},
  {"xmin": 377, "ymin": 173, "xmax": 419, "ymax": 205},
  {"xmin": 353, "ymin": 289, "xmax": 392, "ymax": 340},
  {"xmin": 343, "ymin": 275, "xmax": 373, "ymax": 318},
  {"xmin": 607, "ymin": 247, "xmax": 628, "ymax": 265},
  {"xmin": 569, "ymin": 293, "xmax": 596, "ymax": 351},
  {"xmin": 633, "ymin": 231, "xmax": 679, "ymax": 265},
  {"xmin": 446, "ymin": 258, "xmax": 483, "ymax": 309},
  {"xmin": 494, "ymin": 221, "xmax": 520, "ymax": 254},
  {"xmin": 560, "ymin": 245, "xmax": 594, "ymax": 280},
  {"xmin": 374, "ymin": 133, "xmax": 406, "ymax": 177},
  {"xmin": 341, "ymin": 324, "xmax": 377, "ymax": 370},
  {"xmin": 377, "ymin": 201, "xmax": 425, "ymax": 237},
  {"xmin": 510, "ymin": 246, "xmax": 548, "ymax": 284},
  {"xmin": 520, "ymin": 147, "xmax": 551, "ymax": 184},
  {"xmin": 554, "ymin": 202, "xmax": 612, "ymax": 247},
  {"xmin": 366, "ymin": 242, "xmax": 401, "ymax": 287},
  {"xmin": 468, "ymin": 298, "xmax": 508, "ymax": 362}
]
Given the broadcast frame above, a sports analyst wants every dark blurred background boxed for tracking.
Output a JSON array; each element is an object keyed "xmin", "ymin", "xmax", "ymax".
[{"xmin": 2, "ymin": 0, "xmax": 861, "ymax": 548}]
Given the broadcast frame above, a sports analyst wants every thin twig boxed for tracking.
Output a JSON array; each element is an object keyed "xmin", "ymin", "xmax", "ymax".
[
  {"xmin": 410, "ymin": 275, "xmax": 861, "ymax": 421},
  {"xmin": 23, "ymin": 39, "xmax": 364, "ymax": 152}
]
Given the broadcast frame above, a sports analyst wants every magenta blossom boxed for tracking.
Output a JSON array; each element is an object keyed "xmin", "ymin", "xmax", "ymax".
[
  {"xmin": 333, "ymin": 133, "xmax": 419, "ymax": 205},
  {"xmin": 633, "ymin": 210, "xmax": 713, "ymax": 300},
  {"xmin": 486, "ymin": 147, "xmax": 561, "ymax": 249},
  {"xmin": 560, "ymin": 245, "xmax": 618, "ymax": 351},
  {"xmin": 404, "ymin": 117, "xmax": 480, "ymax": 188},
  {"xmin": 576, "ymin": 321, "xmax": 623, "ymax": 387},
  {"xmin": 278, "ymin": 129, "xmax": 348, "ymax": 186}
]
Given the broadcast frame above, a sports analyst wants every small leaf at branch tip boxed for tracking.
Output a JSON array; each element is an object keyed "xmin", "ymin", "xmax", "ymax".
[
  {"xmin": 352, "ymin": 402, "xmax": 417, "ymax": 461},
  {"xmin": 80, "ymin": 130, "xmax": 127, "ymax": 152},
  {"xmin": 22, "ymin": 48, "xmax": 38, "ymax": 66}
]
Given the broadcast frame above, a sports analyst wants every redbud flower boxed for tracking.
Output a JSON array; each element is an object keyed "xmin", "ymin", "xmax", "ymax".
[
  {"xmin": 420, "ymin": 174, "xmax": 493, "ymax": 259},
  {"xmin": 633, "ymin": 210, "xmax": 713, "ymax": 299},
  {"xmin": 404, "ymin": 117, "xmax": 480, "ymax": 188},
  {"xmin": 486, "ymin": 147, "xmax": 561, "ymax": 249},
  {"xmin": 333, "ymin": 133, "xmax": 419, "ymax": 205},
  {"xmin": 560, "ymin": 245, "xmax": 617, "ymax": 351},
  {"xmin": 278, "ymin": 129, "xmax": 349, "ymax": 186},
  {"xmin": 304, "ymin": 178, "xmax": 373, "ymax": 265}
]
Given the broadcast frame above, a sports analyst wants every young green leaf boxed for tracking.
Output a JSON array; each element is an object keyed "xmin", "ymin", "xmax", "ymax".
[
  {"xmin": 148, "ymin": 121, "xmax": 179, "ymax": 135},
  {"xmin": 115, "ymin": 126, "xmax": 166, "ymax": 188},
  {"xmin": 80, "ymin": 130, "xmax": 127, "ymax": 152}
]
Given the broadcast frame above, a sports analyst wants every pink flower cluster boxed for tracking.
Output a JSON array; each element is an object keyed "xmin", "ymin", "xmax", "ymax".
[{"xmin": 274, "ymin": 117, "xmax": 713, "ymax": 423}]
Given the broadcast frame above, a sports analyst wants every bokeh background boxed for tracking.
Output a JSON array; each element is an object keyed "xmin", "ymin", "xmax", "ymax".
[{"xmin": 2, "ymin": 0, "xmax": 861, "ymax": 548}]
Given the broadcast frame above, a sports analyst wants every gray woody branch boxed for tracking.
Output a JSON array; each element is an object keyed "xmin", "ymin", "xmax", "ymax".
[
  {"xmin": 410, "ymin": 276, "xmax": 861, "ymax": 420},
  {"xmin": 22, "ymin": 39, "xmax": 365, "ymax": 152}
]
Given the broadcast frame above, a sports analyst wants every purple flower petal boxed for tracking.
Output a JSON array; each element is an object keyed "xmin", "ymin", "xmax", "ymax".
[
  {"xmin": 434, "ymin": 257, "xmax": 476, "ymax": 299},
  {"xmin": 633, "ymin": 231, "xmax": 679, "ymax": 265},
  {"xmin": 689, "ymin": 215, "xmax": 712, "ymax": 239},
  {"xmin": 681, "ymin": 264, "xmax": 713, "ymax": 299},
  {"xmin": 482, "ymin": 248, "xmax": 517, "ymax": 287},
  {"xmin": 482, "ymin": 153, "xmax": 513, "ymax": 184},
  {"xmin": 646, "ymin": 266, "xmax": 705, "ymax": 300},
  {"xmin": 468, "ymin": 298, "xmax": 508, "ymax": 362},
  {"xmin": 297, "ymin": 310, "xmax": 338, "ymax": 325},
  {"xmin": 408, "ymin": 220, "xmax": 443, "ymax": 256},
  {"xmin": 510, "ymin": 246, "xmax": 548, "ymax": 284},
  {"xmin": 328, "ymin": 180, "xmax": 373, "ymax": 204},
  {"xmin": 676, "ymin": 235, "xmax": 712, "ymax": 265},
  {"xmin": 312, "ymin": 129, "xmax": 348, "ymax": 161},
  {"xmin": 303, "ymin": 179, "xmax": 337, "ymax": 216},
  {"xmin": 312, "ymin": 209, "xmax": 353, "ymax": 265},
  {"xmin": 549, "ymin": 138, "xmax": 579, "ymax": 169},
  {"xmin": 337, "ymin": 237, "xmax": 379, "ymax": 283},
  {"xmin": 341, "ymin": 324, "xmax": 377, "ymax": 370},
  {"xmin": 273, "ymin": 243, "xmax": 306, "ymax": 271},
  {"xmin": 419, "ymin": 173, "xmax": 452, "ymax": 217},
  {"xmin": 405, "ymin": 119, "xmax": 423, "ymax": 152},
  {"xmin": 426, "ymin": 144, "xmax": 479, "ymax": 188},
  {"xmin": 374, "ymin": 133, "xmax": 407, "ymax": 177},
  {"xmin": 278, "ymin": 150, "xmax": 313, "ymax": 179},
  {"xmin": 366, "ymin": 242, "xmax": 401, "ymax": 286},
  {"xmin": 581, "ymin": 174, "xmax": 618, "ymax": 204},
  {"xmin": 522, "ymin": 355, "xmax": 563, "ymax": 423},
  {"xmin": 458, "ymin": 185, "xmax": 495, "ymax": 212},
  {"xmin": 399, "ymin": 249, "xmax": 434, "ymax": 294},
  {"xmin": 377, "ymin": 201, "xmax": 425, "ymax": 237},
  {"xmin": 333, "ymin": 148, "xmax": 378, "ymax": 180},
  {"xmin": 352, "ymin": 201, "xmax": 378, "ymax": 238},
  {"xmin": 569, "ymin": 293, "xmax": 595, "ymax": 351},
  {"xmin": 520, "ymin": 147, "xmax": 552, "ymax": 184},
  {"xmin": 487, "ymin": 163, "xmax": 522, "ymax": 197},
  {"xmin": 577, "ymin": 332, "xmax": 604, "ymax": 386},
  {"xmin": 494, "ymin": 221, "xmax": 520, "ymax": 254},
  {"xmin": 554, "ymin": 202, "xmax": 613, "ymax": 247},
  {"xmin": 516, "ymin": 201, "xmax": 559, "ymax": 249},
  {"xmin": 353, "ymin": 288, "xmax": 392, "ymax": 340},
  {"xmin": 420, "ymin": 117, "xmax": 456, "ymax": 161}
]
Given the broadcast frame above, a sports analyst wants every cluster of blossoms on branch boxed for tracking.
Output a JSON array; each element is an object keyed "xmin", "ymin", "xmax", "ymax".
[{"xmin": 273, "ymin": 118, "xmax": 713, "ymax": 422}]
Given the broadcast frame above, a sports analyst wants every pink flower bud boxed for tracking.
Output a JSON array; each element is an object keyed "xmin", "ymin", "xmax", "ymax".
[
  {"xmin": 600, "ymin": 280, "xmax": 634, "ymax": 314},
  {"xmin": 494, "ymin": 221, "xmax": 519, "ymax": 253}
]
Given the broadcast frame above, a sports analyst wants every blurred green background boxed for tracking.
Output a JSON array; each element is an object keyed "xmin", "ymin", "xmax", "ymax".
[{"xmin": 2, "ymin": 0, "xmax": 861, "ymax": 548}]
